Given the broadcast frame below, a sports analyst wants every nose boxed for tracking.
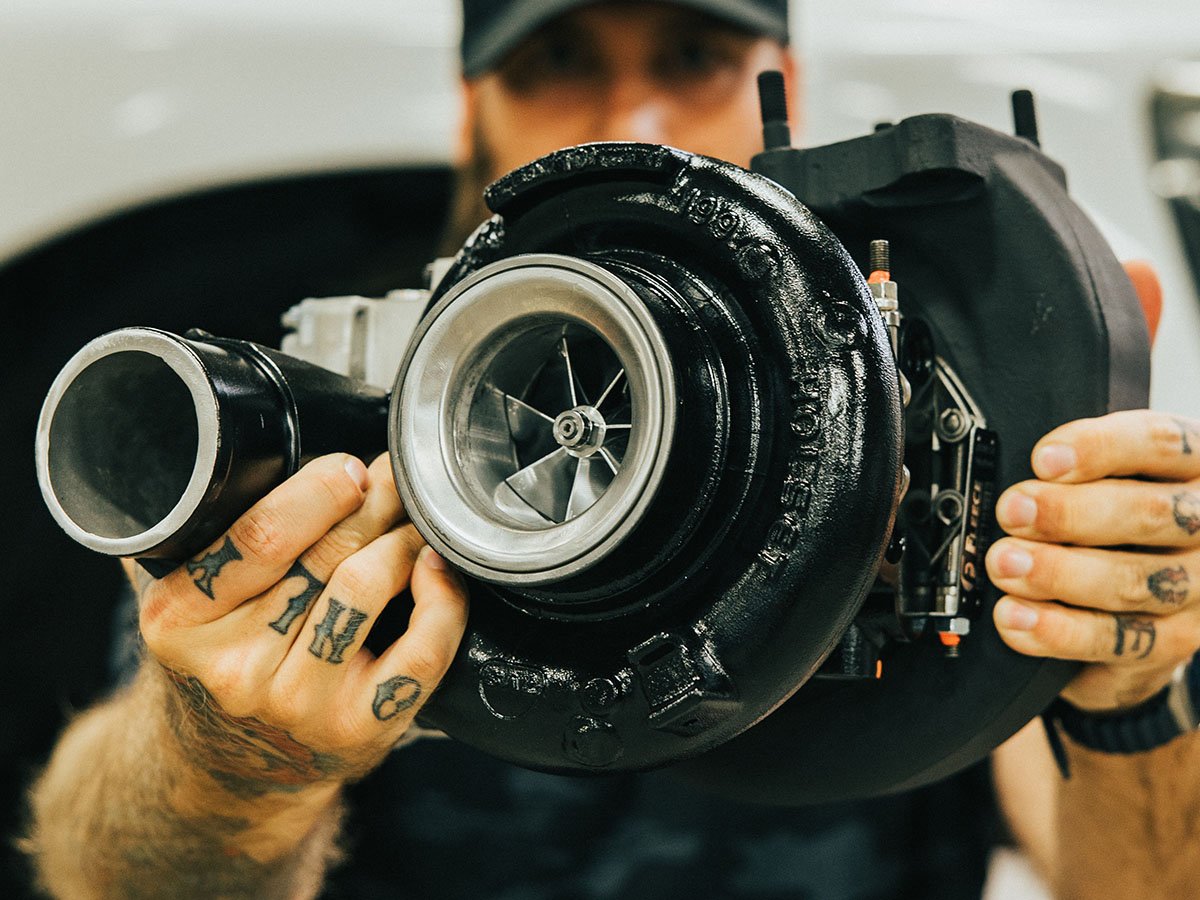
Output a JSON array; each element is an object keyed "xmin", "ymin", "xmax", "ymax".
[{"xmin": 595, "ymin": 75, "xmax": 672, "ymax": 145}]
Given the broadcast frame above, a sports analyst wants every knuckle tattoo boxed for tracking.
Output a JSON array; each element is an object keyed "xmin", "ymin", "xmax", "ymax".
[
  {"xmin": 185, "ymin": 537, "xmax": 242, "ymax": 600},
  {"xmin": 307, "ymin": 597, "xmax": 369, "ymax": 665},
  {"xmin": 1172, "ymin": 417, "xmax": 1198, "ymax": 456},
  {"xmin": 1172, "ymin": 491, "xmax": 1200, "ymax": 537},
  {"xmin": 372, "ymin": 675, "xmax": 422, "ymax": 722},
  {"xmin": 268, "ymin": 561, "xmax": 325, "ymax": 636},
  {"xmin": 1147, "ymin": 565, "xmax": 1190, "ymax": 606},
  {"xmin": 1113, "ymin": 614, "xmax": 1156, "ymax": 660}
]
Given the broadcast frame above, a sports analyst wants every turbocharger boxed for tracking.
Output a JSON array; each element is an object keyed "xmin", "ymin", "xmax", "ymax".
[{"xmin": 35, "ymin": 79, "xmax": 1150, "ymax": 803}]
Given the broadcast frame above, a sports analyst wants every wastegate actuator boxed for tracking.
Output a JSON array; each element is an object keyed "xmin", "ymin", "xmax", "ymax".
[{"xmin": 35, "ymin": 77, "xmax": 1149, "ymax": 803}]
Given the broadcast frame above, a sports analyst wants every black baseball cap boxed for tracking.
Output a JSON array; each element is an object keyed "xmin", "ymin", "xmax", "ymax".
[{"xmin": 460, "ymin": 0, "xmax": 790, "ymax": 78}]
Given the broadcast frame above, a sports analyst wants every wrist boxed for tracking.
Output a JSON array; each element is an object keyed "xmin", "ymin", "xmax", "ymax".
[
  {"xmin": 139, "ymin": 663, "xmax": 347, "ymax": 862},
  {"xmin": 149, "ymin": 663, "xmax": 352, "ymax": 802},
  {"xmin": 1047, "ymin": 653, "xmax": 1200, "ymax": 758}
]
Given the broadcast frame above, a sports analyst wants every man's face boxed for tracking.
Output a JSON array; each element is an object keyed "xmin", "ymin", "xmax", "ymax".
[{"xmin": 464, "ymin": 2, "xmax": 797, "ymax": 182}]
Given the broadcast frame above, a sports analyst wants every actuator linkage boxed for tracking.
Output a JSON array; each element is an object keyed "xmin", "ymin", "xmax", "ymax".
[
  {"xmin": 752, "ymin": 73, "xmax": 1000, "ymax": 677},
  {"xmin": 817, "ymin": 240, "xmax": 999, "ymax": 679}
]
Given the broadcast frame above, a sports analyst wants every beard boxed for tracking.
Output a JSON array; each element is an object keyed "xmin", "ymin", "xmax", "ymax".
[{"xmin": 438, "ymin": 118, "xmax": 502, "ymax": 258}]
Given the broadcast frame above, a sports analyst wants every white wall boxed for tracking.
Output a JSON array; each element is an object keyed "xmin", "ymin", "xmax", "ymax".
[
  {"xmin": 3, "ymin": 0, "xmax": 1195, "ymax": 418},
  {"xmin": 0, "ymin": 0, "xmax": 459, "ymax": 260}
]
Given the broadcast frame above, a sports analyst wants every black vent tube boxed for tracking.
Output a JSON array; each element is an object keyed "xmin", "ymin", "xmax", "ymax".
[{"xmin": 35, "ymin": 327, "xmax": 389, "ymax": 573}]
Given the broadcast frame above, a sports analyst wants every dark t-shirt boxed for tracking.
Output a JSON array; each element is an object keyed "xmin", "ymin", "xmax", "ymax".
[
  {"xmin": 113, "ymin": 591, "xmax": 999, "ymax": 900},
  {"xmin": 327, "ymin": 741, "xmax": 997, "ymax": 900},
  {"xmin": 44, "ymin": 166, "xmax": 1003, "ymax": 899},
  {"xmin": 112, "ymin": 566, "xmax": 998, "ymax": 900}
]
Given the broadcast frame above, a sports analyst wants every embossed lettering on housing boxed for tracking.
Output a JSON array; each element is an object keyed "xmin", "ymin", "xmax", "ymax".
[
  {"xmin": 677, "ymin": 187, "xmax": 780, "ymax": 281},
  {"xmin": 479, "ymin": 659, "xmax": 546, "ymax": 720},
  {"xmin": 758, "ymin": 365, "xmax": 824, "ymax": 576}
]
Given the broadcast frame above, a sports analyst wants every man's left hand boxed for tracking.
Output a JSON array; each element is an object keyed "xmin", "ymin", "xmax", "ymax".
[{"xmin": 986, "ymin": 409, "xmax": 1200, "ymax": 711}]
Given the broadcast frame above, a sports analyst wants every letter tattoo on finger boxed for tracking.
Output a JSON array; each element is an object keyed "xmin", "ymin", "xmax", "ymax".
[
  {"xmin": 1148, "ymin": 565, "xmax": 1190, "ymax": 606},
  {"xmin": 186, "ymin": 537, "xmax": 243, "ymax": 600},
  {"xmin": 1174, "ymin": 418, "xmax": 1197, "ymax": 456},
  {"xmin": 372, "ymin": 676, "xmax": 422, "ymax": 721},
  {"xmin": 268, "ymin": 562, "xmax": 325, "ymax": 635},
  {"xmin": 1173, "ymin": 492, "xmax": 1200, "ymax": 536},
  {"xmin": 308, "ymin": 598, "xmax": 368, "ymax": 664},
  {"xmin": 1114, "ymin": 615, "xmax": 1156, "ymax": 659}
]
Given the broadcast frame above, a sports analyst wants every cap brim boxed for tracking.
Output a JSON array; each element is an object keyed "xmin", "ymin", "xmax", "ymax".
[{"xmin": 462, "ymin": 0, "xmax": 789, "ymax": 78}]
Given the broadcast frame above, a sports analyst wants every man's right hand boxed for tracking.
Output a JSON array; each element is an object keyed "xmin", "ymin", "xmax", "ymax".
[{"xmin": 132, "ymin": 451, "xmax": 469, "ymax": 798}]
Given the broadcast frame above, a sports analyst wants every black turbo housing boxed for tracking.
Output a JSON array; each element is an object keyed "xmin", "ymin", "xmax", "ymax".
[{"xmin": 34, "ymin": 94, "xmax": 1150, "ymax": 803}]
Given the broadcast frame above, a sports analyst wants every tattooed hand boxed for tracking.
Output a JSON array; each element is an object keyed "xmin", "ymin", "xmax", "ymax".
[
  {"xmin": 134, "ymin": 452, "xmax": 469, "ymax": 796},
  {"xmin": 986, "ymin": 410, "xmax": 1200, "ymax": 711}
]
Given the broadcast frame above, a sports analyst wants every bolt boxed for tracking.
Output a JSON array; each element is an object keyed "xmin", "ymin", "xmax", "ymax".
[
  {"xmin": 869, "ymin": 240, "xmax": 891, "ymax": 275},
  {"xmin": 938, "ymin": 408, "xmax": 968, "ymax": 441},
  {"xmin": 554, "ymin": 410, "xmax": 590, "ymax": 448}
]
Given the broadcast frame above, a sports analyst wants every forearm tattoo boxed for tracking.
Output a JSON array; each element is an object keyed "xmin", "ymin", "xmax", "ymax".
[
  {"xmin": 1114, "ymin": 615, "xmax": 1156, "ymax": 659},
  {"xmin": 24, "ymin": 666, "xmax": 346, "ymax": 900},
  {"xmin": 269, "ymin": 562, "xmax": 325, "ymax": 635},
  {"xmin": 1174, "ymin": 491, "xmax": 1200, "ymax": 536},
  {"xmin": 164, "ymin": 670, "xmax": 347, "ymax": 797},
  {"xmin": 372, "ymin": 676, "xmax": 422, "ymax": 721},
  {"xmin": 307, "ymin": 598, "xmax": 368, "ymax": 664},
  {"xmin": 186, "ymin": 537, "xmax": 243, "ymax": 600},
  {"xmin": 1148, "ymin": 566, "xmax": 1190, "ymax": 606}
]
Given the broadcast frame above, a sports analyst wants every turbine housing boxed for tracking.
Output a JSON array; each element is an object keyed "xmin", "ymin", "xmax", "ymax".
[{"xmin": 35, "ymin": 109, "xmax": 1150, "ymax": 802}]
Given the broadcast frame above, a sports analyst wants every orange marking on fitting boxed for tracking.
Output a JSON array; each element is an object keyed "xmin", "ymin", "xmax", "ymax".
[
  {"xmin": 868, "ymin": 270, "xmax": 891, "ymax": 284},
  {"xmin": 938, "ymin": 632, "xmax": 961, "ymax": 648},
  {"xmin": 1122, "ymin": 259, "xmax": 1162, "ymax": 346},
  {"xmin": 875, "ymin": 659, "xmax": 883, "ymax": 679}
]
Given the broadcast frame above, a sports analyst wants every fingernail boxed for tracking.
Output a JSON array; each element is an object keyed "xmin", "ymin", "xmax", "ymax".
[
  {"xmin": 997, "ymin": 492, "xmax": 1037, "ymax": 529},
  {"xmin": 344, "ymin": 456, "xmax": 369, "ymax": 492},
  {"xmin": 420, "ymin": 545, "xmax": 448, "ymax": 571},
  {"xmin": 995, "ymin": 598, "xmax": 1039, "ymax": 632},
  {"xmin": 994, "ymin": 546, "xmax": 1033, "ymax": 578},
  {"xmin": 1033, "ymin": 444, "xmax": 1077, "ymax": 480}
]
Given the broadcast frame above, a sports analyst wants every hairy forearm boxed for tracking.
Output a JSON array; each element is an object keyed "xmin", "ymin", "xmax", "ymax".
[
  {"xmin": 1053, "ymin": 732, "xmax": 1200, "ymax": 900},
  {"xmin": 24, "ymin": 663, "xmax": 345, "ymax": 900}
]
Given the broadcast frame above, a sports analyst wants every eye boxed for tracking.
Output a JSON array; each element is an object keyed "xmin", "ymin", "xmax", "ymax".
[
  {"xmin": 500, "ymin": 31, "xmax": 602, "ymax": 94},
  {"xmin": 654, "ymin": 34, "xmax": 736, "ymax": 81},
  {"xmin": 531, "ymin": 37, "xmax": 592, "ymax": 77},
  {"xmin": 675, "ymin": 39, "xmax": 719, "ymax": 73}
]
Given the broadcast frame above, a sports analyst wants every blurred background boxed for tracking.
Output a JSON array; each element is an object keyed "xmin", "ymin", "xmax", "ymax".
[{"xmin": 1, "ymin": 1, "xmax": 1198, "ymax": 896}]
